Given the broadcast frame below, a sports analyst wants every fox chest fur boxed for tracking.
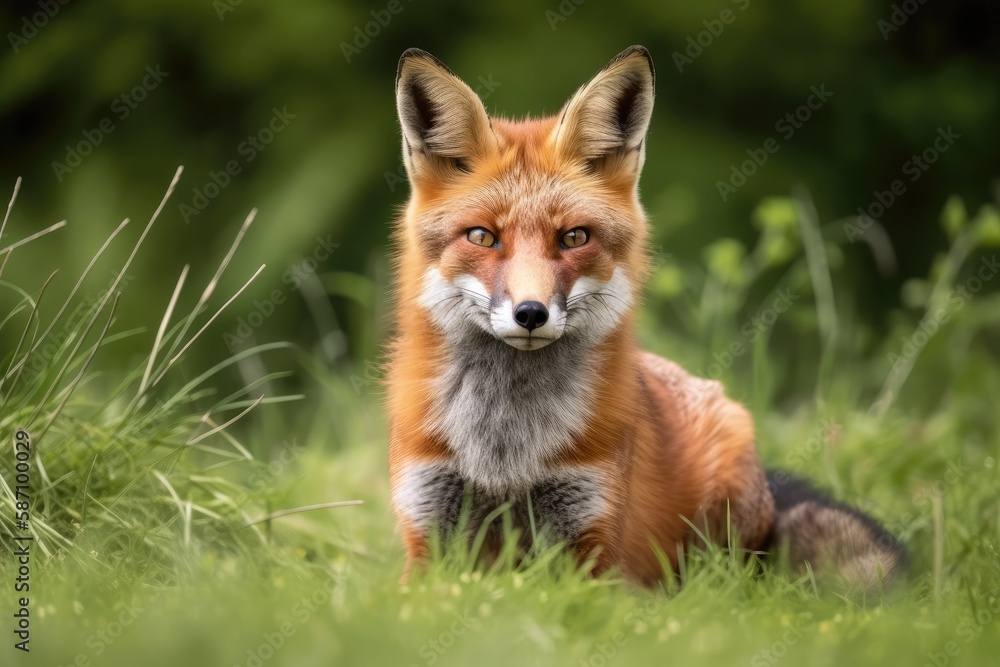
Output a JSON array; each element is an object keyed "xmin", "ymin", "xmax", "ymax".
[
  {"xmin": 432, "ymin": 329, "xmax": 596, "ymax": 490},
  {"xmin": 393, "ymin": 328, "xmax": 608, "ymax": 543}
]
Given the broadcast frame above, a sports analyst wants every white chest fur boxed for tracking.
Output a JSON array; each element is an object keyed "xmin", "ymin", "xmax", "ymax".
[{"xmin": 428, "ymin": 329, "xmax": 597, "ymax": 493}]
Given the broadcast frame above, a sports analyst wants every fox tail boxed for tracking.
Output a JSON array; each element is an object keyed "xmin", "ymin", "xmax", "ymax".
[{"xmin": 764, "ymin": 470, "xmax": 908, "ymax": 592}]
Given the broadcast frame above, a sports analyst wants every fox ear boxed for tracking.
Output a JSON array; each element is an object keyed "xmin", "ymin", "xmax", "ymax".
[
  {"xmin": 396, "ymin": 49, "xmax": 497, "ymax": 180},
  {"xmin": 553, "ymin": 46, "xmax": 655, "ymax": 175}
]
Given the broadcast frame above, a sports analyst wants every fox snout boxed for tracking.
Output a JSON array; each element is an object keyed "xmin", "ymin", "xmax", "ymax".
[
  {"xmin": 485, "ymin": 250, "xmax": 566, "ymax": 349},
  {"xmin": 420, "ymin": 262, "xmax": 634, "ymax": 352},
  {"xmin": 489, "ymin": 293, "xmax": 566, "ymax": 351}
]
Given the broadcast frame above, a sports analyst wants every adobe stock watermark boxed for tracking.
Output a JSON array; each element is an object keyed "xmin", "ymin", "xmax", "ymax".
[
  {"xmin": 749, "ymin": 617, "xmax": 812, "ymax": 666},
  {"xmin": 348, "ymin": 359, "xmax": 382, "ymax": 395},
  {"xmin": 672, "ymin": 0, "xmax": 751, "ymax": 73},
  {"xmin": 648, "ymin": 245, "xmax": 675, "ymax": 270},
  {"xmin": 578, "ymin": 597, "xmax": 667, "ymax": 667},
  {"xmin": 903, "ymin": 462, "xmax": 997, "ymax": 667},
  {"xmin": 340, "ymin": 0, "xmax": 415, "ymax": 63},
  {"xmin": 768, "ymin": 418, "xmax": 840, "ymax": 483},
  {"xmin": 717, "ymin": 85, "xmax": 833, "ymax": 202},
  {"xmin": 213, "ymin": 0, "xmax": 243, "ymax": 20},
  {"xmin": 877, "ymin": 458, "xmax": 985, "ymax": 554},
  {"xmin": 922, "ymin": 592, "xmax": 1000, "ymax": 667},
  {"xmin": 53, "ymin": 594, "xmax": 158, "ymax": 667},
  {"xmin": 407, "ymin": 611, "xmax": 478, "ymax": 667},
  {"xmin": 233, "ymin": 573, "xmax": 345, "ymax": 667},
  {"xmin": 222, "ymin": 235, "xmax": 340, "ymax": 352},
  {"xmin": 911, "ymin": 460, "xmax": 973, "ymax": 516},
  {"xmin": 698, "ymin": 287, "xmax": 799, "ymax": 379},
  {"xmin": 843, "ymin": 126, "xmax": 960, "ymax": 243},
  {"xmin": 179, "ymin": 107, "xmax": 296, "ymax": 223},
  {"xmin": 7, "ymin": 0, "xmax": 71, "ymax": 54},
  {"xmin": 201, "ymin": 440, "xmax": 307, "ymax": 545},
  {"xmin": 546, "ymin": 0, "xmax": 587, "ymax": 30},
  {"xmin": 51, "ymin": 65, "xmax": 170, "ymax": 182},
  {"xmin": 878, "ymin": 0, "xmax": 930, "ymax": 41},
  {"xmin": 886, "ymin": 254, "xmax": 998, "ymax": 371}
]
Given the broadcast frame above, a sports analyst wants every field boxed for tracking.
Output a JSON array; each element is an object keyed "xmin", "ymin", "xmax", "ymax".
[
  {"xmin": 3, "ymin": 2, "xmax": 1000, "ymax": 664},
  {"xmin": 2, "ymin": 172, "xmax": 999, "ymax": 667}
]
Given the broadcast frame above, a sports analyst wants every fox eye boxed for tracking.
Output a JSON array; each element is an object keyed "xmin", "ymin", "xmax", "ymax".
[
  {"xmin": 467, "ymin": 227, "xmax": 497, "ymax": 248},
  {"xmin": 560, "ymin": 228, "xmax": 589, "ymax": 249}
]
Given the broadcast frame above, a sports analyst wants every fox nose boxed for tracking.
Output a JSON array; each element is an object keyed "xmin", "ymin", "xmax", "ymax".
[{"xmin": 513, "ymin": 301, "xmax": 549, "ymax": 331}]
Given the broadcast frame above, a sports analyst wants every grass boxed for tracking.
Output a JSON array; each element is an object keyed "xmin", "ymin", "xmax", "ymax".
[{"xmin": 2, "ymin": 174, "xmax": 1000, "ymax": 666}]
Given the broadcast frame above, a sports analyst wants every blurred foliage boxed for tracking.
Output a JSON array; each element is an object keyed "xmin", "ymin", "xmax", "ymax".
[{"xmin": 1, "ymin": 0, "xmax": 999, "ymax": 405}]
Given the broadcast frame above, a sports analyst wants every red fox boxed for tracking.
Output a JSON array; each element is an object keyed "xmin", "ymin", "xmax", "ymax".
[{"xmin": 386, "ymin": 46, "xmax": 906, "ymax": 590}]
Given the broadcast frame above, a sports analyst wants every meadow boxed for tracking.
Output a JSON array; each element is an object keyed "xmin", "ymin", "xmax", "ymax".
[
  {"xmin": 3, "ymin": 2, "xmax": 1000, "ymax": 665},
  {"xmin": 2, "ymin": 168, "xmax": 999, "ymax": 666}
]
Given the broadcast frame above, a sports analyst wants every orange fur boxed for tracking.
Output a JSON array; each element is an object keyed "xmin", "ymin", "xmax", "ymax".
[{"xmin": 386, "ymin": 47, "xmax": 774, "ymax": 585}]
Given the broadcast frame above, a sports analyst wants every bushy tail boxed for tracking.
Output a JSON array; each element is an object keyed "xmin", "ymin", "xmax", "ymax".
[{"xmin": 764, "ymin": 470, "xmax": 908, "ymax": 592}]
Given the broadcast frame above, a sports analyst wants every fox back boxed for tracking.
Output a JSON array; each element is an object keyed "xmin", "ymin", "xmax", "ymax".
[{"xmin": 386, "ymin": 46, "xmax": 906, "ymax": 591}]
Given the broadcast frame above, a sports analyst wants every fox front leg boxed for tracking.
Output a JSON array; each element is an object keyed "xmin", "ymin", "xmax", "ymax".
[{"xmin": 392, "ymin": 462, "xmax": 467, "ymax": 580}]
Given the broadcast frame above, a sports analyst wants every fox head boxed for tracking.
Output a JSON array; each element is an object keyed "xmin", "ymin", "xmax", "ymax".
[{"xmin": 394, "ymin": 46, "xmax": 654, "ymax": 351}]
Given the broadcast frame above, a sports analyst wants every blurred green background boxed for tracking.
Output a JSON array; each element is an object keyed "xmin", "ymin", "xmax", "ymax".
[
  {"xmin": 1, "ymin": 0, "xmax": 999, "ymax": 407},
  {"xmin": 4, "ymin": 4, "xmax": 1000, "ymax": 666}
]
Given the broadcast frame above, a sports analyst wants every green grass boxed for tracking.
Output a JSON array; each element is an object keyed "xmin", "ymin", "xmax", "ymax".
[
  {"xmin": 3, "ymin": 176, "xmax": 1000, "ymax": 666},
  {"xmin": 14, "ymin": 409, "xmax": 1000, "ymax": 667}
]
